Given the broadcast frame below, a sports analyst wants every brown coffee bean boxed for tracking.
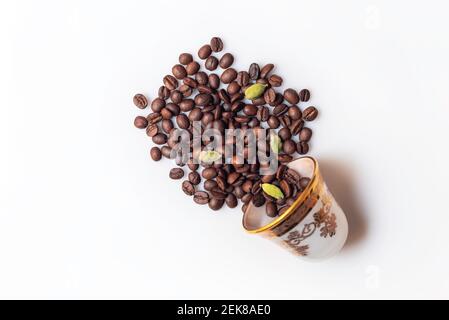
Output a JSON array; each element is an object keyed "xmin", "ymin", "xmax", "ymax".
[
  {"xmin": 227, "ymin": 82, "xmax": 241, "ymax": 95},
  {"xmin": 256, "ymin": 106, "xmax": 269, "ymax": 122},
  {"xmin": 194, "ymin": 191, "xmax": 209, "ymax": 205},
  {"xmin": 288, "ymin": 105, "xmax": 302, "ymax": 120},
  {"xmin": 183, "ymin": 77, "xmax": 198, "ymax": 88},
  {"xmin": 176, "ymin": 114, "xmax": 190, "ymax": 129},
  {"xmin": 178, "ymin": 99, "xmax": 193, "ymax": 112},
  {"xmin": 299, "ymin": 127, "xmax": 312, "ymax": 142},
  {"xmin": 186, "ymin": 61, "xmax": 200, "ymax": 75},
  {"xmin": 146, "ymin": 124, "xmax": 158, "ymax": 137},
  {"xmin": 205, "ymin": 56, "xmax": 219, "ymax": 71},
  {"xmin": 297, "ymin": 141, "xmax": 309, "ymax": 154},
  {"xmin": 151, "ymin": 98, "xmax": 166, "ymax": 113},
  {"xmin": 267, "ymin": 116, "xmax": 280, "ymax": 129},
  {"xmin": 208, "ymin": 197, "xmax": 224, "ymax": 210},
  {"xmin": 220, "ymin": 68, "xmax": 237, "ymax": 84},
  {"xmin": 160, "ymin": 108, "xmax": 173, "ymax": 120},
  {"xmin": 150, "ymin": 147, "xmax": 162, "ymax": 161},
  {"xmin": 266, "ymin": 201, "xmax": 278, "ymax": 217},
  {"xmin": 211, "ymin": 187, "xmax": 227, "ymax": 200},
  {"xmin": 261, "ymin": 174, "xmax": 275, "ymax": 183},
  {"xmin": 134, "ymin": 116, "xmax": 148, "ymax": 129},
  {"xmin": 278, "ymin": 154, "xmax": 293, "ymax": 163},
  {"xmin": 161, "ymin": 119, "xmax": 173, "ymax": 134},
  {"xmin": 179, "ymin": 84, "xmax": 193, "ymax": 97},
  {"xmin": 172, "ymin": 64, "xmax": 187, "ymax": 80},
  {"xmin": 182, "ymin": 180, "xmax": 195, "ymax": 196},
  {"xmin": 165, "ymin": 103, "xmax": 180, "ymax": 116},
  {"xmin": 170, "ymin": 90, "xmax": 183, "ymax": 104},
  {"xmin": 251, "ymin": 180, "xmax": 262, "ymax": 194},
  {"xmin": 163, "ymin": 75, "xmax": 178, "ymax": 90},
  {"xmin": 236, "ymin": 71, "xmax": 249, "ymax": 86},
  {"xmin": 242, "ymin": 193, "xmax": 253, "ymax": 204},
  {"xmin": 278, "ymin": 127, "xmax": 291, "ymax": 141},
  {"xmin": 161, "ymin": 146, "xmax": 173, "ymax": 159},
  {"xmin": 290, "ymin": 119, "xmax": 304, "ymax": 135},
  {"xmin": 133, "ymin": 94, "xmax": 148, "ymax": 109},
  {"xmin": 195, "ymin": 72, "xmax": 208, "ymax": 85},
  {"xmin": 242, "ymin": 180, "xmax": 253, "ymax": 193},
  {"xmin": 264, "ymin": 88, "xmax": 276, "ymax": 105},
  {"xmin": 210, "ymin": 37, "xmax": 224, "ymax": 52},
  {"xmin": 152, "ymin": 133, "xmax": 167, "ymax": 145},
  {"xmin": 201, "ymin": 112, "xmax": 214, "ymax": 126},
  {"xmin": 303, "ymin": 106, "xmax": 318, "ymax": 121},
  {"xmin": 216, "ymin": 175, "xmax": 227, "ymax": 191},
  {"xmin": 208, "ymin": 73, "xmax": 220, "ymax": 89},
  {"xmin": 299, "ymin": 89, "xmax": 311, "ymax": 102},
  {"xmin": 198, "ymin": 44, "xmax": 212, "ymax": 59},
  {"xmin": 280, "ymin": 115, "xmax": 292, "ymax": 128},
  {"xmin": 203, "ymin": 179, "xmax": 218, "ymax": 191},
  {"xmin": 252, "ymin": 193, "xmax": 266, "ymax": 207},
  {"xmin": 219, "ymin": 53, "xmax": 234, "ymax": 69},
  {"xmin": 158, "ymin": 86, "xmax": 170, "ymax": 99},
  {"xmin": 280, "ymin": 180, "xmax": 293, "ymax": 198},
  {"xmin": 188, "ymin": 109, "xmax": 202, "ymax": 123},
  {"xmin": 188, "ymin": 171, "xmax": 201, "ymax": 185},
  {"xmin": 283, "ymin": 88, "xmax": 300, "ymax": 104},
  {"xmin": 268, "ymin": 74, "xmax": 283, "ymax": 87},
  {"xmin": 243, "ymin": 104, "xmax": 258, "ymax": 116},
  {"xmin": 179, "ymin": 53, "xmax": 193, "ymax": 65},
  {"xmin": 248, "ymin": 63, "xmax": 260, "ymax": 80},
  {"xmin": 202, "ymin": 167, "xmax": 218, "ymax": 179},
  {"xmin": 282, "ymin": 139, "xmax": 296, "ymax": 154},
  {"xmin": 225, "ymin": 193, "xmax": 237, "ymax": 208},
  {"xmin": 276, "ymin": 164, "xmax": 287, "ymax": 180},
  {"xmin": 260, "ymin": 63, "xmax": 274, "ymax": 78},
  {"xmin": 241, "ymin": 203, "xmax": 248, "ymax": 213},
  {"xmin": 233, "ymin": 185, "xmax": 245, "ymax": 199},
  {"xmin": 273, "ymin": 104, "xmax": 288, "ymax": 116},
  {"xmin": 187, "ymin": 162, "xmax": 199, "ymax": 171},
  {"xmin": 197, "ymin": 84, "xmax": 213, "ymax": 94},
  {"xmin": 169, "ymin": 168, "xmax": 184, "ymax": 180},
  {"xmin": 194, "ymin": 93, "xmax": 211, "ymax": 106}
]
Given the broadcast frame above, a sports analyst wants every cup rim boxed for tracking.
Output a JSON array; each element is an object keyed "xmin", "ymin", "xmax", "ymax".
[{"xmin": 242, "ymin": 156, "xmax": 319, "ymax": 234}]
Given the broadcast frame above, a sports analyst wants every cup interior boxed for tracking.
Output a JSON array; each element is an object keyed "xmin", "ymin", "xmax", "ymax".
[{"xmin": 242, "ymin": 157, "xmax": 316, "ymax": 232}]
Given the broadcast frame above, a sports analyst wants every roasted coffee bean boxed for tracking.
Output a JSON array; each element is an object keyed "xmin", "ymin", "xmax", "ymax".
[
  {"xmin": 288, "ymin": 105, "xmax": 302, "ymax": 120},
  {"xmin": 194, "ymin": 191, "xmax": 209, "ymax": 205},
  {"xmin": 150, "ymin": 147, "xmax": 162, "ymax": 161},
  {"xmin": 268, "ymin": 74, "xmax": 283, "ymax": 87},
  {"xmin": 186, "ymin": 61, "xmax": 200, "ymax": 75},
  {"xmin": 146, "ymin": 123, "xmax": 158, "ymax": 137},
  {"xmin": 233, "ymin": 185, "xmax": 245, "ymax": 199},
  {"xmin": 225, "ymin": 172, "xmax": 239, "ymax": 185},
  {"xmin": 257, "ymin": 106, "xmax": 269, "ymax": 122},
  {"xmin": 251, "ymin": 180, "xmax": 262, "ymax": 194},
  {"xmin": 178, "ymin": 99, "xmax": 193, "ymax": 112},
  {"xmin": 163, "ymin": 75, "xmax": 178, "ymax": 90},
  {"xmin": 260, "ymin": 63, "xmax": 274, "ymax": 78},
  {"xmin": 299, "ymin": 177, "xmax": 311, "ymax": 190},
  {"xmin": 271, "ymin": 93, "xmax": 284, "ymax": 106},
  {"xmin": 152, "ymin": 133, "xmax": 167, "ymax": 145},
  {"xmin": 280, "ymin": 115, "xmax": 292, "ymax": 128},
  {"xmin": 176, "ymin": 114, "xmax": 190, "ymax": 129},
  {"xmin": 205, "ymin": 56, "xmax": 219, "ymax": 71},
  {"xmin": 227, "ymin": 82, "xmax": 240, "ymax": 95},
  {"xmin": 266, "ymin": 201, "xmax": 278, "ymax": 217},
  {"xmin": 151, "ymin": 98, "xmax": 166, "ymax": 113},
  {"xmin": 208, "ymin": 197, "xmax": 224, "ymax": 210},
  {"xmin": 211, "ymin": 187, "xmax": 227, "ymax": 200},
  {"xmin": 210, "ymin": 37, "xmax": 224, "ymax": 52},
  {"xmin": 187, "ymin": 162, "xmax": 199, "ymax": 171},
  {"xmin": 188, "ymin": 171, "xmax": 201, "ymax": 185},
  {"xmin": 134, "ymin": 116, "xmax": 148, "ymax": 129},
  {"xmin": 273, "ymin": 104, "xmax": 288, "ymax": 116},
  {"xmin": 276, "ymin": 164, "xmax": 287, "ymax": 180},
  {"xmin": 204, "ymin": 179, "xmax": 218, "ymax": 191},
  {"xmin": 264, "ymin": 88, "xmax": 276, "ymax": 105},
  {"xmin": 165, "ymin": 103, "xmax": 180, "ymax": 116},
  {"xmin": 169, "ymin": 168, "xmax": 184, "ymax": 180},
  {"xmin": 195, "ymin": 71, "xmax": 208, "ymax": 85},
  {"xmin": 290, "ymin": 119, "xmax": 304, "ymax": 135},
  {"xmin": 278, "ymin": 127, "xmax": 292, "ymax": 141},
  {"xmin": 283, "ymin": 139, "xmax": 296, "ymax": 155},
  {"xmin": 161, "ymin": 146, "xmax": 173, "ymax": 159},
  {"xmin": 267, "ymin": 116, "xmax": 280, "ymax": 129},
  {"xmin": 160, "ymin": 108, "xmax": 173, "ymax": 120},
  {"xmin": 225, "ymin": 193, "xmax": 238, "ymax": 208},
  {"xmin": 161, "ymin": 119, "xmax": 174, "ymax": 134},
  {"xmin": 170, "ymin": 90, "xmax": 183, "ymax": 104},
  {"xmin": 280, "ymin": 180, "xmax": 292, "ymax": 198},
  {"xmin": 278, "ymin": 154, "xmax": 293, "ymax": 163},
  {"xmin": 243, "ymin": 104, "xmax": 258, "ymax": 116},
  {"xmin": 299, "ymin": 127, "xmax": 312, "ymax": 142},
  {"xmin": 172, "ymin": 64, "xmax": 187, "ymax": 80},
  {"xmin": 248, "ymin": 63, "xmax": 260, "ymax": 80},
  {"xmin": 197, "ymin": 84, "xmax": 213, "ymax": 95},
  {"xmin": 183, "ymin": 77, "xmax": 198, "ymax": 88},
  {"xmin": 208, "ymin": 73, "xmax": 220, "ymax": 89},
  {"xmin": 297, "ymin": 141, "xmax": 309, "ymax": 154},
  {"xmin": 182, "ymin": 180, "xmax": 195, "ymax": 196},
  {"xmin": 234, "ymin": 115, "xmax": 250, "ymax": 123},
  {"xmin": 220, "ymin": 68, "xmax": 237, "ymax": 84},
  {"xmin": 202, "ymin": 167, "xmax": 218, "ymax": 180},
  {"xmin": 278, "ymin": 206, "xmax": 289, "ymax": 215},
  {"xmin": 198, "ymin": 44, "xmax": 212, "ymax": 59},
  {"xmin": 219, "ymin": 53, "xmax": 234, "ymax": 69},
  {"xmin": 216, "ymin": 175, "xmax": 227, "ymax": 191},
  {"xmin": 179, "ymin": 53, "xmax": 193, "ymax": 65},
  {"xmin": 179, "ymin": 84, "xmax": 193, "ymax": 97},
  {"xmin": 133, "ymin": 94, "xmax": 148, "ymax": 109},
  {"xmin": 252, "ymin": 193, "xmax": 266, "ymax": 207},
  {"xmin": 201, "ymin": 112, "xmax": 214, "ymax": 126},
  {"xmin": 299, "ymin": 89, "xmax": 311, "ymax": 102},
  {"xmin": 302, "ymin": 106, "xmax": 318, "ymax": 121},
  {"xmin": 284, "ymin": 168, "xmax": 301, "ymax": 185},
  {"xmin": 242, "ymin": 180, "xmax": 253, "ymax": 193},
  {"xmin": 230, "ymin": 92, "xmax": 244, "ymax": 103},
  {"xmin": 283, "ymin": 88, "xmax": 300, "ymax": 104},
  {"xmin": 242, "ymin": 193, "xmax": 253, "ymax": 204},
  {"xmin": 158, "ymin": 86, "xmax": 170, "ymax": 99},
  {"xmin": 236, "ymin": 71, "xmax": 250, "ymax": 86},
  {"xmin": 194, "ymin": 93, "xmax": 211, "ymax": 106},
  {"xmin": 261, "ymin": 174, "xmax": 275, "ymax": 183}
]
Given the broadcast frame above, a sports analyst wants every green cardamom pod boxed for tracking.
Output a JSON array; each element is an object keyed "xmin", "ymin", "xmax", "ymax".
[
  {"xmin": 244, "ymin": 83, "xmax": 268, "ymax": 100},
  {"xmin": 262, "ymin": 183, "xmax": 285, "ymax": 200},
  {"xmin": 199, "ymin": 150, "xmax": 221, "ymax": 163},
  {"xmin": 270, "ymin": 134, "xmax": 282, "ymax": 154}
]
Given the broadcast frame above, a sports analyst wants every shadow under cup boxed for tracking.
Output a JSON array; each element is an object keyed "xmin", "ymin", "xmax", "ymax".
[{"xmin": 242, "ymin": 156, "xmax": 349, "ymax": 259}]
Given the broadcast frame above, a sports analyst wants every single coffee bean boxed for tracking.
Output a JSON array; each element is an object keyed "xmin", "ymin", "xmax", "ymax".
[
  {"xmin": 188, "ymin": 171, "xmax": 201, "ymax": 185},
  {"xmin": 179, "ymin": 53, "xmax": 193, "ymax": 65},
  {"xmin": 133, "ymin": 94, "xmax": 148, "ymax": 109},
  {"xmin": 202, "ymin": 167, "xmax": 218, "ymax": 180},
  {"xmin": 163, "ymin": 75, "xmax": 178, "ymax": 90},
  {"xmin": 203, "ymin": 179, "xmax": 218, "ymax": 191},
  {"xmin": 271, "ymin": 93, "xmax": 284, "ymax": 106},
  {"xmin": 299, "ymin": 89, "xmax": 311, "ymax": 102},
  {"xmin": 198, "ymin": 44, "xmax": 212, "ymax": 59},
  {"xmin": 134, "ymin": 116, "xmax": 148, "ymax": 129},
  {"xmin": 302, "ymin": 106, "xmax": 318, "ymax": 121},
  {"xmin": 284, "ymin": 168, "xmax": 301, "ymax": 185},
  {"xmin": 150, "ymin": 147, "xmax": 162, "ymax": 161},
  {"xmin": 278, "ymin": 154, "xmax": 293, "ymax": 163},
  {"xmin": 161, "ymin": 146, "xmax": 173, "ymax": 159},
  {"xmin": 197, "ymin": 84, "xmax": 213, "ymax": 94},
  {"xmin": 236, "ymin": 71, "xmax": 250, "ymax": 86},
  {"xmin": 261, "ymin": 174, "xmax": 275, "ymax": 183},
  {"xmin": 195, "ymin": 71, "xmax": 209, "ymax": 85},
  {"xmin": 282, "ymin": 139, "xmax": 296, "ymax": 154},
  {"xmin": 176, "ymin": 114, "xmax": 190, "ymax": 129},
  {"xmin": 290, "ymin": 119, "xmax": 304, "ymax": 135},
  {"xmin": 276, "ymin": 164, "xmax": 287, "ymax": 180},
  {"xmin": 216, "ymin": 175, "xmax": 227, "ymax": 191},
  {"xmin": 283, "ymin": 88, "xmax": 300, "ymax": 104},
  {"xmin": 299, "ymin": 127, "xmax": 312, "ymax": 142},
  {"xmin": 288, "ymin": 105, "xmax": 302, "ymax": 120},
  {"xmin": 165, "ymin": 103, "xmax": 180, "ymax": 116},
  {"xmin": 252, "ymin": 193, "xmax": 266, "ymax": 207},
  {"xmin": 183, "ymin": 77, "xmax": 198, "ymax": 88},
  {"xmin": 211, "ymin": 187, "xmax": 227, "ymax": 200},
  {"xmin": 297, "ymin": 141, "xmax": 309, "ymax": 154},
  {"xmin": 161, "ymin": 119, "xmax": 174, "ymax": 134},
  {"xmin": 260, "ymin": 63, "xmax": 274, "ymax": 78},
  {"xmin": 208, "ymin": 197, "xmax": 224, "ymax": 211},
  {"xmin": 264, "ymin": 88, "xmax": 276, "ymax": 105},
  {"xmin": 169, "ymin": 168, "xmax": 184, "ymax": 180},
  {"xmin": 280, "ymin": 180, "xmax": 293, "ymax": 198},
  {"xmin": 194, "ymin": 191, "xmax": 209, "ymax": 205},
  {"xmin": 273, "ymin": 104, "xmax": 288, "ymax": 116},
  {"xmin": 227, "ymin": 82, "xmax": 241, "ymax": 95},
  {"xmin": 278, "ymin": 127, "xmax": 292, "ymax": 141},
  {"xmin": 267, "ymin": 116, "xmax": 280, "ymax": 129},
  {"xmin": 210, "ymin": 37, "xmax": 224, "ymax": 52},
  {"xmin": 179, "ymin": 84, "xmax": 193, "ymax": 97},
  {"xmin": 248, "ymin": 63, "xmax": 260, "ymax": 80},
  {"xmin": 146, "ymin": 123, "xmax": 158, "ymax": 137},
  {"xmin": 182, "ymin": 180, "xmax": 195, "ymax": 196},
  {"xmin": 299, "ymin": 177, "xmax": 311, "ymax": 190},
  {"xmin": 186, "ymin": 61, "xmax": 200, "ymax": 75},
  {"xmin": 170, "ymin": 90, "xmax": 183, "ymax": 104},
  {"xmin": 205, "ymin": 56, "xmax": 219, "ymax": 71},
  {"xmin": 280, "ymin": 115, "xmax": 292, "ymax": 128},
  {"xmin": 172, "ymin": 64, "xmax": 187, "ymax": 80},
  {"xmin": 152, "ymin": 133, "xmax": 167, "ymax": 145},
  {"xmin": 179, "ymin": 99, "xmax": 194, "ymax": 112},
  {"xmin": 257, "ymin": 106, "xmax": 269, "ymax": 122},
  {"xmin": 233, "ymin": 185, "xmax": 245, "ymax": 199},
  {"xmin": 194, "ymin": 93, "xmax": 211, "ymax": 106},
  {"xmin": 201, "ymin": 112, "xmax": 214, "ymax": 126},
  {"xmin": 160, "ymin": 108, "xmax": 173, "ymax": 120},
  {"xmin": 208, "ymin": 73, "xmax": 220, "ymax": 89},
  {"xmin": 251, "ymin": 180, "xmax": 262, "ymax": 194},
  {"xmin": 151, "ymin": 98, "xmax": 166, "ymax": 113},
  {"xmin": 266, "ymin": 201, "xmax": 278, "ymax": 217},
  {"xmin": 242, "ymin": 180, "xmax": 253, "ymax": 193},
  {"xmin": 242, "ymin": 193, "xmax": 253, "ymax": 204},
  {"xmin": 220, "ymin": 68, "xmax": 237, "ymax": 84},
  {"xmin": 268, "ymin": 74, "xmax": 283, "ymax": 87},
  {"xmin": 158, "ymin": 86, "xmax": 170, "ymax": 99},
  {"xmin": 243, "ymin": 104, "xmax": 258, "ymax": 116},
  {"xmin": 188, "ymin": 108, "xmax": 202, "ymax": 122},
  {"xmin": 225, "ymin": 193, "xmax": 237, "ymax": 208},
  {"xmin": 219, "ymin": 53, "xmax": 234, "ymax": 69}
]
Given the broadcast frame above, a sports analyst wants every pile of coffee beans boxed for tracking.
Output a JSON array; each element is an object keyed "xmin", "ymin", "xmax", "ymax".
[{"xmin": 133, "ymin": 37, "xmax": 318, "ymax": 216}]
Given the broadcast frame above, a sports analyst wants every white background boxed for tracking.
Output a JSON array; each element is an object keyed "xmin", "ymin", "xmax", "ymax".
[{"xmin": 1, "ymin": 0, "xmax": 449, "ymax": 299}]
